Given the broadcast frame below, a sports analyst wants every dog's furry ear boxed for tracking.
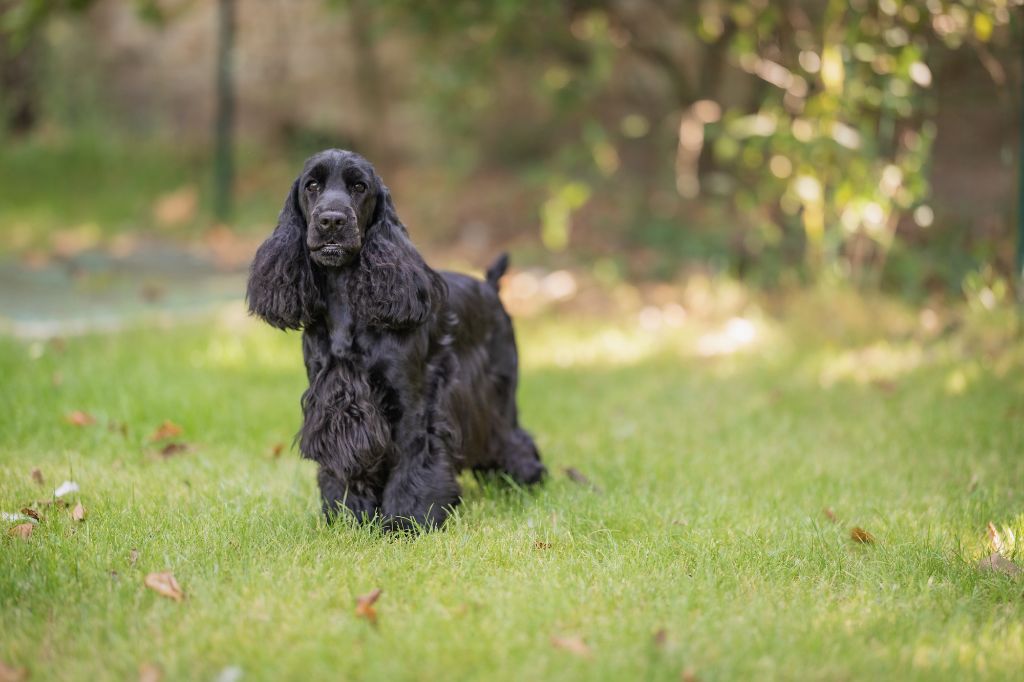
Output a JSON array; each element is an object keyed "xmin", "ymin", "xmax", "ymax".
[
  {"xmin": 354, "ymin": 184, "xmax": 445, "ymax": 329},
  {"xmin": 246, "ymin": 179, "xmax": 321, "ymax": 330}
]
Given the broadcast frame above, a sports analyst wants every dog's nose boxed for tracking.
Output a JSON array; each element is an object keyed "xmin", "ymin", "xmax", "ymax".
[{"xmin": 317, "ymin": 212, "xmax": 350, "ymax": 233}]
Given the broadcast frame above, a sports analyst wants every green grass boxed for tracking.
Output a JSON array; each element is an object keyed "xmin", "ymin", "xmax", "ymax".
[
  {"xmin": 1, "ymin": 304, "xmax": 1023, "ymax": 681},
  {"xmin": 0, "ymin": 136, "xmax": 293, "ymax": 251}
]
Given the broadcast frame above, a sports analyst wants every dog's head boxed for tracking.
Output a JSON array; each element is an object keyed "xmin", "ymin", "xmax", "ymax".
[
  {"xmin": 246, "ymin": 149, "xmax": 442, "ymax": 331},
  {"xmin": 295, "ymin": 149, "xmax": 382, "ymax": 268}
]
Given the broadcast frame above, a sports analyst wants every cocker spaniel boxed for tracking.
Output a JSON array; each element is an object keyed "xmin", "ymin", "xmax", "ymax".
[{"xmin": 247, "ymin": 149, "xmax": 545, "ymax": 530}]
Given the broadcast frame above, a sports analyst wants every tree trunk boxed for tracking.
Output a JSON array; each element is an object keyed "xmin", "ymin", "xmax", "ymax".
[{"xmin": 213, "ymin": 0, "xmax": 236, "ymax": 221}]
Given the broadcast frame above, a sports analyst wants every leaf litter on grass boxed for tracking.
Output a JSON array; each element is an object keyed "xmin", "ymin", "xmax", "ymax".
[
  {"xmin": 8, "ymin": 524, "xmax": 33, "ymax": 539},
  {"xmin": 551, "ymin": 634, "xmax": 592, "ymax": 658},
  {"xmin": 149, "ymin": 420, "xmax": 183, "ymax": 442},
  {"xmin": 145, "ymin": 572, "xmax": 185, "ymax": 601},
  {"xmin": 850, "ymin": 527, "xmax": 875, "ymax": 544},
  {"xmin": 72, "ymin": 501, "xmax": 86, "ymax": 522},
  {"xmin": 65, "ymin": 410, "xmax": 96, "ymax": 426},
  {"xmin": 0, "ymin": 661, "xmax": 27, "ymax": 682},
  {"xmin": 355, "ymin": 588, "xmax": 382, "ymax": 625}
]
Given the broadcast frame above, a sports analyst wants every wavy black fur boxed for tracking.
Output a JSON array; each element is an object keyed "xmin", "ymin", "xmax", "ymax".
[{"xmin": 247, "ymin": 149, "xmax": 545, "ymax": 530}]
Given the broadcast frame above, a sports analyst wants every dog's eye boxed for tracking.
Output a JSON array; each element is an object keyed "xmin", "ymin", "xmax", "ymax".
[
  {"xmin": 305, "ymin": 180, "xmax": 320, "ymax": 193},
  {"xmin": 351, "ymin": 182, "xmax": 367, "ymax": 194}
]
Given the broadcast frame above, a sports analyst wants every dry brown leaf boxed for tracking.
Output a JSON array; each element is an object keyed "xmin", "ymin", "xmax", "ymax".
[
  {"xmin": 850, "ymin": 527, "xmax": 876, "ymax": 544},
  {"xmin": 158, "ymin": 443, "xmax": 189, "ymax": 458},
  {"xmin": 986, "ymin": 521, "xmax": 1015, "ymax": 556},
  {"xmin": 355, "ymin": 588, "xmax": 382, "ymax": 624},
  {"xmin": 72, "ymin": 502, "xmax": 86, "ymax": 522},
  {"xmin": 551, "ymin": 634, "xmax": 592, "ymax": 658},
  {"xmin": 65, "ymin": 410, "xmax": 96, "ymax": 426},
  {"xmin": 0, "ymin": 661, "xmax": 28, "ymax": 682},
  {"xmin": 564, "ymin": 466, "xmax": 602, "ymax": 492},
  {"xmin": 35, "ymin": 498, "xmax": 67, "ymax": 508},
  {"xmin": 19, "ymin": 508, "xmax": 40, "ymax": 521},
  {"xmin": 130, "ymin": 549, "xmax": 140, "ymax": 566},
  {"xmin": 534, "ymin": 541, "xmax": 552, "ymax": 550},
  {"xmin": 144, "ymin": 572, "xmax": 184, "ymax": 602},
  {"xmin": 823, "ymin": 507, "xmax": 837, "ymax": 523},
  {"xmin": 138, "ymin": 662, "xmax": 162, "ymax": 682},
  {"xmin": 271, "ymin": 443, "xmax": 284, "ymax": 458},
  {"xmin": 978, "ymin": 552, "xmax": 1022, "ymax": 577},
  {"xmin": 652, "ymin": 628, "xmax": 669, "ymax": 648},
  {"xmin": 149, "ymin": 421, "xmax": 183, "ymax": 442},
  {"xmin": 681, "ymin": 668, "xmax": 700, "ymax": 682},
  {"xmin": 9, "ymin": 524, "xmax": 33, "ymax": 539},
  {"xmin": 30, "ymin": 468, "xmax": 44, "ymax": 485}
]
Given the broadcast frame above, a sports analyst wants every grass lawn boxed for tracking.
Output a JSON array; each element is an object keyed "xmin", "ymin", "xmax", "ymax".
[{"xmin": 1, "ymin": 300, "xmax": 1023, "ymax": 681}]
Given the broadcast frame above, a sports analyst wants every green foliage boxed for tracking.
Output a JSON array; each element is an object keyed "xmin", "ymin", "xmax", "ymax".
[{"xmin": 354, "ymin": 0, "xmax": 1019, "ymax": 287}]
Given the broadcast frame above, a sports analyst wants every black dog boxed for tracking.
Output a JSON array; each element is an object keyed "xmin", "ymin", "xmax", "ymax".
[{"xmin": 247, "ymin": 149, "xmax": 545, "ymax": 529}]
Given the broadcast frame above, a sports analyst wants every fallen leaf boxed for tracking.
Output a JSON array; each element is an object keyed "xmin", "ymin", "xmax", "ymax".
[
  {"xmin": 36, "ymin": 498, "xmax": 67, "ymax": 508},
  {"xmin": 564, "ymin": 466, "xmax": 602, "ymax": 492},
  {"xmin": 823, "ymin": 507, "xmax": 838, "ymax": 523},
  {"xmin": 31, "ymin": 468, "xmax": 44, "ymax": 485},
  {"xmin": 158, "ymin": 442, "xmax": 189, "ymax": 458},
  {"xmin": 681, "ymin": 668, "xmax": 699, "ymax": 682},
  {"xmin": 19, "ymin": 508, "xmax": 40, "ymax": 521},
  {"xmin": 978, "ymin": 552, "xmax": 1022, "ymax": 577},
  {"xmin": 72, "ymin": 502, "xmax": 86, "ymax": 522},
  {"xmin": 355, "ymin": 588, "xmax": 382, "ymax": 624},
  {"xmin": 986, "ymin": 521, "xmax": 1015, "ymax": 556},
  {"xmin": 850, "ymin": 527, "xmax": 875, "ymax": 544},
  {"xmin": 534, "ymin": 541, "xmax": 552, "ymax": 550},
  {"xmin": 871, "ymin": 379, "xmax": 896, "ymax": 394},
  {"xmin": 551, "ymin": 634, "xmax": 592, "ymax": 658},
  {"xmin": 65, "ymin": 410, "xmax": 95, "ymax": 426},
  {"xmin": 54, "ymin": 480, "xmax": 79, "ymax": 498},
  {"xmin": 652, "ymin": 628, "xmax": 669, "ymax": 648},
  {"xmin": 149, "ymin": 420, "xmax": 183, "ymax": 442},
  {"xmin": 130, "ymin": 549, "xmax": 140, "ymax": 566},
  {"xmin": 271, "ymin": 442, "xmax": 284, "ymax": 458},
  {"xmin": 9, "ymin": 523, "xmax": 33, "ymax": 539},
  {"xmin": 138, "ymin": 662, "xmax": 162, "ymax": 682},
  {"xmin": 144, "ymin": 572, "xmax": 184, "ymax": 601},
  {"xmin": 0, "ymin": 661, "xmax": 28, "ymax": 682}
]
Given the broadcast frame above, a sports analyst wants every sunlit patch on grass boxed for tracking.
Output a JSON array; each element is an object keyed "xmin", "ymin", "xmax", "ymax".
[
  {"xmin": 817, "ymin": 341, "xmax": 926, "ymax": 388},
  {"xmin": 695, "ymin": 316, "xmax": 759, "ymax": 357}
]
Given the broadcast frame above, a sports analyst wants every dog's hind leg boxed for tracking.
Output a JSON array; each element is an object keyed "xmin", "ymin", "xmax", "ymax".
[{"xmin": 495, "ymin": 427, "xmax": 546, "ymax": 486}]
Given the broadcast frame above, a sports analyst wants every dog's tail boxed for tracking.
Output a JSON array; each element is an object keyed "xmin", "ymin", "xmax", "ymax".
[{"xmin": 485, "ymin": 252, "xmax": 510, "ymax": 291}]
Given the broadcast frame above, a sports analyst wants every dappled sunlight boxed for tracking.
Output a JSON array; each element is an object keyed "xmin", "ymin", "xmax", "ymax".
[
  {"xmin": 817, "ymin": 341, "xmax": 927, "ymax": 388},
  {"xmin": 188, "ymin": 303, "xmax": 300, "ymax": 372},
  {"xmin": 520, "ymin": 309, "xmax": 774, "ymax": 370},
  {"xmin": 695, "ymin": 317, "xmax": 759, "ymax": 357}
]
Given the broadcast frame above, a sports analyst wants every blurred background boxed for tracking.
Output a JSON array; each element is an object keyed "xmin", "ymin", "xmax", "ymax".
[{"xmin": 0, "ymin": 0, "xmax": 1021, "ymax": 334}]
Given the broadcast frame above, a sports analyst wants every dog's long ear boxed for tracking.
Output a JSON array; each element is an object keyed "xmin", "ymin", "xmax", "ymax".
[
  {"xmin": 246, "ymin": 179, "xmax": 321, "ymax": 330},
  {"xmin": 353, "ymin": 184, "xmax": 445, "ymax": 329}
]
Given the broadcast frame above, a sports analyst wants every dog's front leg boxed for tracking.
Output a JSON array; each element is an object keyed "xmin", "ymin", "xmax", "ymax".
[
  {"xmin": 381, "ymin": 419, "xmax": 461, "ymax": 531},
  {"xmin": 317, "ymin": 466, "xmax": 381, "ymax": 523}
]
